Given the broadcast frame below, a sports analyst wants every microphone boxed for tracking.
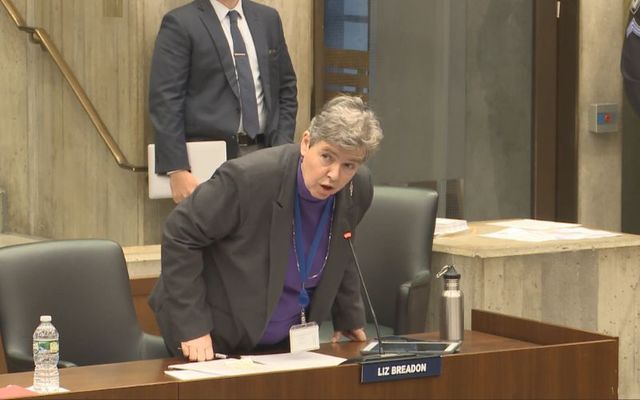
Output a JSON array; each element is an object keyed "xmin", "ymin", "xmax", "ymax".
[
  {"xmin": 343, "ymin": 231, "xmax": 385, "ymax": 356},
  {"xmin": 342, "ymin": 231, "xmax": 419, "ymax": 363}
]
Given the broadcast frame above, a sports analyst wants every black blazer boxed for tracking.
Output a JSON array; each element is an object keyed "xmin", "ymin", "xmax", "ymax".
[
  {"xmin": 149, "ymin": 144, "xmax": 372, "ymax": 354},
  {"xmin": 149, "ymin": 0, "xmax": 298, "ymax": 172}
]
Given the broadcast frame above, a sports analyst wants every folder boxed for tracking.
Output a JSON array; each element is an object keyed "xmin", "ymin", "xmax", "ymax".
[{"xmin": 147, "ymin": 141, "xmax": 227, "ymax": 199}]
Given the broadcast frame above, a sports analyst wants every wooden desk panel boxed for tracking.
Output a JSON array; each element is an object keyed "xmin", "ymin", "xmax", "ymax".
[
  {"xmin": 0, "ymin": 311, "xmax": 617, "ymax": 399},
  {"xmin": 178, "ymin": 328, "xmax": 616, "ymax": 400}
]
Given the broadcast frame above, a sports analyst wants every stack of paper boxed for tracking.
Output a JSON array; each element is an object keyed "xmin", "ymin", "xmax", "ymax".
[
  {"xmin": 482, "ymin": 219, "xmax": 620, "ymax": 242},
  {"xmin": 434, "ymin": 218, "xmax": 469, "ymax": 236},
  {"xmin": 165, "ymin": 351, "xmax": 346, "ymax": 381},
  {"xmin": 0, "ymin": 385, "xmax": 37, "ymax": 399}
]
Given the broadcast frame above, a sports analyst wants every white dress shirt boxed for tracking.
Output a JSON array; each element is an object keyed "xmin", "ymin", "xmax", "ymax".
[{"xmin": 211, "ymin": 0, "xmax": 266, "ymax": 134}]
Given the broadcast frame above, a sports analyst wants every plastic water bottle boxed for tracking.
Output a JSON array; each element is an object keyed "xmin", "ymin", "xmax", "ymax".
[{"xmin": 32, "ymin": 315, "xmax": 59, "ymax": 392}]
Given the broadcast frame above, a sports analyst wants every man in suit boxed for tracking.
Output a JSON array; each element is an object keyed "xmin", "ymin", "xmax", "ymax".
[
  {"xmin": 149, "ymin": 96, "xmax": 383, "ymax": 361},
  {"xmin": 623, "ymin": 0, "xmax": 640, "ymax": 116},
  {"xmin": 149, "ymin": 0, "xmax": 298, "ymax": 203}
]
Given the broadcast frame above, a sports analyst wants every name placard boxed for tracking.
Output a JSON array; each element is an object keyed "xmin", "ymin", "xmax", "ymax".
[{"xmin": 360, "ymin": 356, "xmax": 441, "ymax": 384}]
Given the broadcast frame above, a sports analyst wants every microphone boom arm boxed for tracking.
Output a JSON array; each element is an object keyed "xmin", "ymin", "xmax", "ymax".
[{"xmin": 344, "ymin": 232, "xmax": 384, "ymax": 356}]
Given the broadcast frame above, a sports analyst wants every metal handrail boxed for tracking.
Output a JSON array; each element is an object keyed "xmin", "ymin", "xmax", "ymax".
[{"xmin": 1, "ymin": 0, "xmax": 147, "ymax": 172}]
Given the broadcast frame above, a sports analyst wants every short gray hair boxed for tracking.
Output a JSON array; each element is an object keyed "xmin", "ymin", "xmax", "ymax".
[{"xmin": 307, "ymin": 95, "xmax": 383, "ymax": 160}]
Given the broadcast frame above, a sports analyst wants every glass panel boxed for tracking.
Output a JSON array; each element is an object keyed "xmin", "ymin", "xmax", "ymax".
[
  {"xmin": 323, "ymin": 0, "xmax": 533, "ymax": 220},
  {"xmin": 325, "ymin": 0, "xmax": 369, "ymax": 51}
]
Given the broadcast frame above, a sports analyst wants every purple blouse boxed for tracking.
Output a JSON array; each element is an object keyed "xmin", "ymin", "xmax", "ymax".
[{"xmin": 258, "ymin": 161, "xmax": 333, "ymax": 344}]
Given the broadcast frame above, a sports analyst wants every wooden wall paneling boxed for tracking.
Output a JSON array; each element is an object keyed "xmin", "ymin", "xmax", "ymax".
[
  {"xmin": 532, "ymin": 0, "xmax": 558, "ymax": 220},
  {"xmin": 0, "ymin": 334, "xmax": 6, "ymax": 374},
  {"xmin": 259, "ymin": 0, "xmax": 313, "ymax": 141},
  {"xmin": 555, "ymin": 0, "xmax": 578, "ymax": 223},
  {"xmin": 130, "ymin": 277, "xmax": 161, "ymax": 335}
]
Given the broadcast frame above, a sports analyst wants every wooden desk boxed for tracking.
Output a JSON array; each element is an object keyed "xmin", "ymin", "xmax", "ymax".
[
  {"xmin": 430, "ymin": 220, "xmax": 639, "ymax": 398},
  {"xmin": 0, "ymin": 310, "xmax": 617, "ymax": 399}
]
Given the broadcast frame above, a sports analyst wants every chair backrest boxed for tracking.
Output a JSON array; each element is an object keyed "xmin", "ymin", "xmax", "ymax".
[
  {"xmin": 0, "ymin": 239, "xmax": 163, "ymax": 372},
  {"xmin": 354, "ymin": 186, "xmax": 438, "ymax": 334}
]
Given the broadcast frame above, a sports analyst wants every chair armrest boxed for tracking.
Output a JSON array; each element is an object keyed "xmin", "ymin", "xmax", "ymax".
[
  {"xmin": 141, "ymin": 333, "xmax": 170, "ymax": 359},
  {"xmin": 5, "ymin": 349, "xmax": 34, "ymax": 372},
  {"xmin": 395, "ymin": 270, "xmax": 432, "ymax": 335},
  {"xmin": 6, "ymin": 349, "xmax": 77, "ymax": 372},
  {"xmin": 407, "ymin": 270, "xmax": 431, "ymax": 288},
  {"xmin": 58, "ymin": 359, "xmax": 77, "ymax": 368}
]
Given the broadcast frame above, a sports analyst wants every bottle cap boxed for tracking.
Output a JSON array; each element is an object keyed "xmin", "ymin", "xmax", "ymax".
[
  {"xmin": 443, "ymin": 265, "xmax": 461, "ymax": 280},
  {"xmin": 40, "ymin": 315, "xmax": 52, "ymax": 322},
  {"xmin": 436, "ymin": 264, "xmax": 461, "ymax": 280}
]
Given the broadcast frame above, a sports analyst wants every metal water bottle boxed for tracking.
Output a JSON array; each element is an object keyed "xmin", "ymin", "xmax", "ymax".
[{"xmin": 436, "ymin": 264, "xmax": 464, "ymax": 342}]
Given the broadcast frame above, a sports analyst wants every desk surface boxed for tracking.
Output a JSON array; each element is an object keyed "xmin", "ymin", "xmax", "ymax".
[
  {"xmin": 0, "ymin": 309, "xmax": 618, "ymax": 399},
  {"xmin": 0, "ymin": 330, "xmax": 533, "ymax": 394},
  {"xmin": 433, "ymin": 220, "xmax": 640, "ymax": 258}
]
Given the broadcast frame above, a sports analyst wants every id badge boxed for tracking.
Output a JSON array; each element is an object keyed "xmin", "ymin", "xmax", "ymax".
[{"xmin": 289, "ymin": 321, "xmax": 320, "ymax": 353}]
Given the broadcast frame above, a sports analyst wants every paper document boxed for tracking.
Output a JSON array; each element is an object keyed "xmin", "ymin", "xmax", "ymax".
[
  {"xmin": 488, "ymin": 219, "xmax": 580, "ymax": 230},
  {"xmin": 164, "ymin": 369, "xmax": 215, "ymax": 381},
  {"xmin": 435, "ymin": 218, "xmax": 469, "ymax": 236},
  {"xmin": 482, "ymin": 226, "xmax": 621, "ymax": 242},
  {"xmin": 169, "ymin": 357, "xmax": 266, "ymax": 377},
  {"xmin": 249, "ymin": 351, "xmax": 346, "ymax": 370},
  {"xmin": 551, "ymin": 227, "xmax": 620, "ymax": 240},
  {"xmin": 166, "ymin": 351, "xmax": 346, "ymax": 380},
  {"xmin": 482, "ymin": 227, "xmax": 557, "ymax": 242},
  {"xmin": 0, "ymin": 385, "xmax": 38, "ymax": 399}
]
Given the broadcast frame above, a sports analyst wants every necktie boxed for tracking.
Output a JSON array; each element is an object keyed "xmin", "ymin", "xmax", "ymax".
[{"xmin": 228, "ymin": 10, "xmax": 259, "ymax": 138}]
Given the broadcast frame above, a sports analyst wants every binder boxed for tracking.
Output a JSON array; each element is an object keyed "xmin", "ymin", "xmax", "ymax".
[{"xmin": 147, "ymin": 141, "xmax": 227, "ymax": 199}]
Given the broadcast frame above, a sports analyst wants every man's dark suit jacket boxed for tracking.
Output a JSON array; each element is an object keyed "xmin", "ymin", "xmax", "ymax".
[
  {"xmin": 149, "ymin": 144, "xmax": 371, "ymax": 354},
  {"xmin": 623, "ymin": 11, "xmax": 640, "ymax": 116},
  {"xmin": 149, "ymin": 0, "xmax": 297, "ymax": 173}
]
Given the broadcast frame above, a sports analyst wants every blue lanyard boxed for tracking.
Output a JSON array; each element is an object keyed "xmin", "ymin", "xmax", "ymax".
[{"xmin": 294, "ymin": 192, "xmax": 334, "ymax": 308}]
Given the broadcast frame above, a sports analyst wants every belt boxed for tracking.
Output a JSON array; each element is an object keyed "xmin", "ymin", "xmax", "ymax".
[{"xmin": 237, "ymin": 133, "xmax": 265, "ymax": 147}]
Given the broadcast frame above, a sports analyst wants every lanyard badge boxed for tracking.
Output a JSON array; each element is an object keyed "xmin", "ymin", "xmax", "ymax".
[{"xmin": 290, "ymin": 193, "xmax": 334, "ymax": 352}]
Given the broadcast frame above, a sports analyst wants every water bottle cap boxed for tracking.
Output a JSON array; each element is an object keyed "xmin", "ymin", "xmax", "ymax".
[
  {"xmin": 40, "ymin": 315, "xmax": 52, "ymax": 322},
  {"xmin": 444, "ymin": 265, "xmax": 461, "ymax": 279},
  {"xmin": 436, "ymin": 264, "xmax": 462, "ymax": 280}
]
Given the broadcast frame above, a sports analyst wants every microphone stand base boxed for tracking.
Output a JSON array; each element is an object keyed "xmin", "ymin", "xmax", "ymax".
[{"xmin": 341, "ymin": 352, "xmax": 422, "ymax": 365}]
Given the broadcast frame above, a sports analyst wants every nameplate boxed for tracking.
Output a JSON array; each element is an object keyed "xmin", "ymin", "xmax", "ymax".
[{"xmin": 360, "ymin": 355, "xmax": 441, "ymax": 384}]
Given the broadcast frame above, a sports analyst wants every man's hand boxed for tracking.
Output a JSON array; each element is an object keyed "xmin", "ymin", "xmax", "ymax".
[
  {"xmin": 169, "ymin": 170, "xmax": 199, "ymax": 204},
  {"xmin": 180, "ymin": 334, "xmax": 214, "ymax": 362},
  {"xmin": 331, "ymin": 328, "xmax": 367, "ymax": 343}
]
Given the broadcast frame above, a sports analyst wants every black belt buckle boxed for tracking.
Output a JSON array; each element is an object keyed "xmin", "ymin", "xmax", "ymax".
[
  {"xmin": 238, "ymin": 133, "xmax": 263, "ymax": 147},
  {"xmin": 237, "ymin": 133, "xmax": 255, "ymax": 147}
]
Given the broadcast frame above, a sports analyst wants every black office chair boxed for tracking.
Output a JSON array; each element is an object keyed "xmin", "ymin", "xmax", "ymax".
[
  {"xmin": 0, "ymin": 239, "xmax": 169, "ymax": 372},
  {"xmin": 321, "ymin": 186, "xmax": 439, "ymax": 340}
]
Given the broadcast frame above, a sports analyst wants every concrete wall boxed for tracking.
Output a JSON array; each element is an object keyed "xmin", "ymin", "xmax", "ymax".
[
  {"xmin": 0, "ymin": 0, "xmax": 631, "ymax": 243},
  {"xmin": 577, "ymin": 0, "xmax": 624, "ymax": 231},
  {"xmin": 0, "ymin": 0, "xmax": 28, "ymax": 234},
  {"xmin": 0, "ymin": 0, "xmax": 312, "ymax": 245}
]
